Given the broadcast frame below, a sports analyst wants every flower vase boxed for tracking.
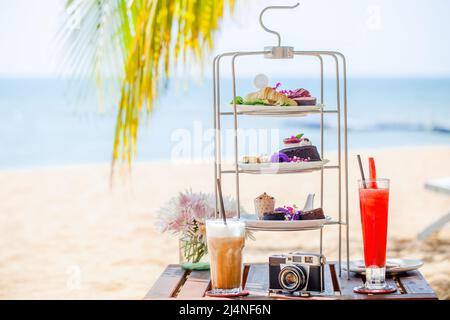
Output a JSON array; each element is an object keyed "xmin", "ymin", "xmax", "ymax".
[{"xmin": 179, "ymin": 235, "xmax": 210, "ymax": 270}]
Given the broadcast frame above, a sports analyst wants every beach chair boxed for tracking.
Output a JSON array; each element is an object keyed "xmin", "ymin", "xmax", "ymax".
[{"xmin": 417, "ymin": 177, "xmax": 450, "ymax": 240}]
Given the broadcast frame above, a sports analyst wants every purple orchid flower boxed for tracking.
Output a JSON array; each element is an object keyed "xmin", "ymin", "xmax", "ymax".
[
  {"xmin": 274, "ymin": 207, "xmax": 290, "ymax": 214},
  {"xmin": 270, "ymin": 152, "xmax": 290, "ymax": 163}
]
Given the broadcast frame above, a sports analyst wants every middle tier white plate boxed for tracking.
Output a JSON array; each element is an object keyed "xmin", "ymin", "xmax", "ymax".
[
  {"xmin": 238, "ymin": 160, "xmax": 329, "ymax": 174},
  {"xmin": 242, "ymin": 214, "xmax": 332, "ymax": 231}
]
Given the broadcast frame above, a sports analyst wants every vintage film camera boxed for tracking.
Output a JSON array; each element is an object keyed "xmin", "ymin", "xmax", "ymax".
[{"xmin": 269, "ymin": 252, "xmax": 325, "ymax": 294}]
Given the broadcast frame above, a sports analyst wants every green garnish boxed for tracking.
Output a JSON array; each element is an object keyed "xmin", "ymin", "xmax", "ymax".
[
  {"xmin": 245, "ymin": 98, "xmax": 270, "ymax": 105},
  {"xmin": 231, "ymin": 96, "xmax": 271, "ymax": 105},
  {"xmin": 231, "ymin": 96, "xmax": 245, "ymax": 104},
  {"xmin": 295, "ymin": 133, "xmax": 304, "ymax": 139}
]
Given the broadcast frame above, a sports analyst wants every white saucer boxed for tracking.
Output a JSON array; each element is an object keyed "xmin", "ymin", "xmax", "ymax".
[{"xmin": 345, "ymin": 259, "xmax": 423, "ymax": 275}]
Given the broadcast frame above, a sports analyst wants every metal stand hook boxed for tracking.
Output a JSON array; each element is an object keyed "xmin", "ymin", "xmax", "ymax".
[{"xmin": 259, "ymin": 3, "xmax": 300, "ymax": 46}]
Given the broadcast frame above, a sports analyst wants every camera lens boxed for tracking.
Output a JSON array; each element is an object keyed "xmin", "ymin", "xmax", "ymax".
[{"xmin": 279, "ymin": 265, "xmax": 307, "ymax": 292}]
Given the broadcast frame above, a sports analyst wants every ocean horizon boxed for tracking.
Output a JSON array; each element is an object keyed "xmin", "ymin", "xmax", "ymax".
[{"xmin": 0, "ymin": 77, "xmax": 449, "ymax": 169}]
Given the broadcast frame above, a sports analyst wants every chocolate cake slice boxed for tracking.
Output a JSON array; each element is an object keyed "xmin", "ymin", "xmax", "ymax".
[
  {"xmin": 262, "ymin": 212, "xmax": 286, "ymax": 220},
  {"xmin": 300, "ymin": 208, "xmax": 325, "ymax": 220},
  {"xmin": 280, "ymin": 145, "xmax": 321, "ymax": 161},
  {"xmin": 263, "ymin": 207, "xmax": 288, "ymax": 220}
]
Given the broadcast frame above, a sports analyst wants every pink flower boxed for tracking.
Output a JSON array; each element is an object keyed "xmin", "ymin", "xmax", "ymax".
[{"xmin": 156, "ymin": 190, "xmax": 242, "ymax": 237}]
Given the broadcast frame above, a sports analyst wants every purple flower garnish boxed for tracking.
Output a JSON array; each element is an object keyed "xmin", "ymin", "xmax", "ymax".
[
  {"xmin": 270, "ymin": 152, "xmax": 290, "ymax": 163},
  {"xmin": 274, "ymin": 207, "xmax": 290, "ymax": 214},
  {"xmin": 291, "ymin": 211, "xmax": 302, "ymax": 220},
  {"xmin": 274, "ymin": 205, "xmax": 303, "ymax": 220}
]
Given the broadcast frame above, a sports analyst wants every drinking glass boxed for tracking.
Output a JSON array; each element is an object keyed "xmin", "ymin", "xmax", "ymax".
[
  {"xmin": 205, "ymin": 219, "xmax": 245, "ymax": 295},
  {"xmin": 354, "ymin": 178, "xmax": 396, "ymax": 294}
]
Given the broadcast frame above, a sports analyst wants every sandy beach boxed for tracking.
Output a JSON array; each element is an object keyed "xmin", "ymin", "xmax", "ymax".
[{"xmin": 0, "ymin": 145, "xmax": 449, "ymax": 299}]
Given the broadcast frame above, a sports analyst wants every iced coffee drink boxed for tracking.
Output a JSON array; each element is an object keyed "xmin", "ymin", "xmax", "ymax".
[{"xmin": 205, "ymin": 219, "xmax": 245, "ymax": 294}]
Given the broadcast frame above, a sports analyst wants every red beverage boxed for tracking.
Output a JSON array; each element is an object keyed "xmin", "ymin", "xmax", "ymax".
[
  {"xmin": 354, "ymin": 160, "xmax": 395, "ymax": 294},
  {"xmin": 359, "ymin": 184, "xmax": 389, "ymax": 267}
]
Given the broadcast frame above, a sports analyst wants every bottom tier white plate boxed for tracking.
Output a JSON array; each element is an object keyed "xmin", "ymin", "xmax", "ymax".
[{"xmin": 241, "ymin": 214, "xmax": 332, "ymax": 231}]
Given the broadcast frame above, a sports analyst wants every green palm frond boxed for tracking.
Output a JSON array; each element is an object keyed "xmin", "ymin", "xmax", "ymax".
[
  {"xmin": 62, "ymin": 0, "xmax": 234, "ymax": 168},
  {"xmin": 60, "ymin": 0, "xmax": 127, "ymax": 109}
]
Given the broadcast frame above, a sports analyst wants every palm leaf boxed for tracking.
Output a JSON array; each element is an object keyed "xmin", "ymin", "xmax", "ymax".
[{"xmin": 62, "ymin": 0, "xmax": 235, "ymax": 168}]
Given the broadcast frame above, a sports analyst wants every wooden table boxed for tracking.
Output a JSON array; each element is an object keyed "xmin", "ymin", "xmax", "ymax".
[{"xmin": 145, "ymin": 262, "xmax": 437, "ymax": 300}]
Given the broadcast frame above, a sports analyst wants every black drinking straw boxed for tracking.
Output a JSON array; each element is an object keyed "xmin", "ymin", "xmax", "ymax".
[
  {"xmin": 357, "ymin": 155, "xmax": 367, "ymax": 188},
  {"xmin": 216, "ymin": 178, "xmax": 227, "ymax": 225}
]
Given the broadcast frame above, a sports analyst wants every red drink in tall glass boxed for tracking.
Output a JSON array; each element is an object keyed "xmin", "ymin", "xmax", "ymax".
[
  {"xmin": 355, "ymin": 178, "xmax": 395, "ymax": 293},
  {"xmin": 359, "ymin": 187, "xmax": 389, "ymax": 267}
]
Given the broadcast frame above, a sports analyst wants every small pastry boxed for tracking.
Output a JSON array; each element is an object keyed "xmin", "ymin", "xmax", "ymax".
[
  {"xmin": 243, "ymin": 156, "xmax": 261, "ymax": 164},
  {"xmin": 254, "ymin": 192, "xmax": 275, "ymax": 219}
]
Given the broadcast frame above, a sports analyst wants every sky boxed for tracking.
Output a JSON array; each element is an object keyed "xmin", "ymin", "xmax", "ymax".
[{"xmin": 1, "ymin": 0, "xmax": 450, "ymax": 78}]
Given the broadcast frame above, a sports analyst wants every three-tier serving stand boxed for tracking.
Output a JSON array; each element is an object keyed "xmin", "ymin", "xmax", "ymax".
[{"xmin": 212, "ymin": 3, "xmax": 350, "ymax": 278}]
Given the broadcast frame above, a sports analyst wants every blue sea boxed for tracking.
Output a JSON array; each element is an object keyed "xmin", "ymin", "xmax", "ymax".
[{"xmin": 0, "ymin": 77, "xmax": 449, "ymax": 168}]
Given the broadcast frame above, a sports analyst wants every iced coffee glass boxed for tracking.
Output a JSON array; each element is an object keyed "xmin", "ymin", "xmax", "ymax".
[{"xmin": 205, "ymin": 219, "xmax": 245, "ymax": 295}]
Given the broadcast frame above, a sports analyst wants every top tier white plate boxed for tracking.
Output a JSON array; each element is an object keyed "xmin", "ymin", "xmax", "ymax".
[{"xmin": 230, "ymin": 104, "xmax": 323, "ymax": 116}]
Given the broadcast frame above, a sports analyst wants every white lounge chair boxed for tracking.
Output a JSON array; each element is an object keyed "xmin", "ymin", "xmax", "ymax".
[{"xmin": 417, "ymin": 177, "xmax": 450, "ymax": 240}]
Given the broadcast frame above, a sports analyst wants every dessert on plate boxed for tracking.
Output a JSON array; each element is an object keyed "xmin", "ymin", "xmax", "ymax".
[
  {"xmin": 254, "ymin": 192, "xmax": 275, "ymax": 219},
  {"xmin": 300, "ymin": 208, "xmax": 325, "ymax": 220},
  {"xmin": 271, "ymin": 134, "xmax": 322, "ymax": 163},
  {"xmin": 242, "ymin": 154, "xmax": 269, "ymax": 164},
  {"xmin": 263, "ymin": 207, "xmax": 292, "ymax": 220},
  {"xmin": 260, "ymin": 193, "xmax": 326, "ymax": 221},
  {"xmin": 240, "ymin": 134, "xmax": 322, "ymax": 166},
  {"xmin": 265, "ymin": 206, "xmax": 301, "ymax": 221},
  {"xmin": 231, "ymin": 83, "xmax": 317, "ymax": 107},
  {"xmin": 245, "ymin": 86, "xmax": 297, "ymax": 106},
  {"xmin": 261, "ymin": 206, "xmax": 325, "ymax": 221},
  {"xmin": 277, "ymin": 85, "xmax": 317, "ymax": 106},
  {"xmin": 280, "ymin": 144, "xmax": 321, "ymax": 162}
]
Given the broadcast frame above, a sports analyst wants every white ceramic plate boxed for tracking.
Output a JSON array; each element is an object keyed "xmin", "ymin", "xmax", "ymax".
[
  {"xmin": 232, "ymin": 104, "xmax": 323, "ymax": 115},
  {"xmin": 239, "ymin": 160, "xmax": 329, "ymax": 174},
  {"xmin": 345, "ymin": 259, "xmax": 424, "ymax": 275},
  {"xmin": 241, "ymin": 214, "xmax": 332, "ymax": 231}
]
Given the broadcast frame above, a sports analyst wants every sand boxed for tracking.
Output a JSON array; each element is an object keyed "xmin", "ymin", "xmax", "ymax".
[{"xmin": 0, "ymin": 146, "xmax": 449, "ymax": 299}]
